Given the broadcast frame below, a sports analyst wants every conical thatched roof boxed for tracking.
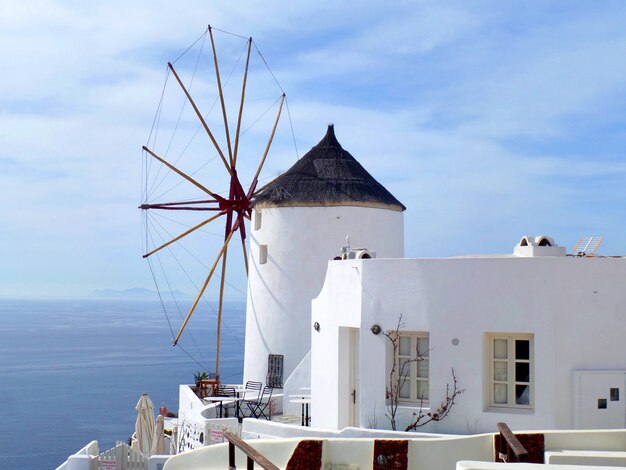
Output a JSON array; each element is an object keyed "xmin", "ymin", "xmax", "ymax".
[{"xmin": 254, "ymin": 125, "xmax": 405, "ymax": 211}]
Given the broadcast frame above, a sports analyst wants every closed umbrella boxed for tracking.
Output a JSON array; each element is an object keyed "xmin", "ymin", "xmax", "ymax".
[
  {"xmin": 150, "ymin": 414, "xmax": 165, "ymax": 455},
  {"xmin": 135, "ymin": 393, "xmax": 155, "ymax": 454},
  {"xmin": 170, "ymin": 425, "xmax": 179, "ymax": 455}
]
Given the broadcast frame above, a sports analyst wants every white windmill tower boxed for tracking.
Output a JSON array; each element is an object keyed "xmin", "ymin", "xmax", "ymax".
[{"xmin": 244, "ymin": 124, "xmax": 406, "ymax": 386}]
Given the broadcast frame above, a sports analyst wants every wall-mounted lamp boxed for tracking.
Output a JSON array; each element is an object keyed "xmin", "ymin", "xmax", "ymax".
[
  {"xmin": 313, "ymin": 321, "xmax": 320, "ymax": 332},
  {"xmin": 370, "ymin": 324, "xmax": 381, "ymax": 335}
]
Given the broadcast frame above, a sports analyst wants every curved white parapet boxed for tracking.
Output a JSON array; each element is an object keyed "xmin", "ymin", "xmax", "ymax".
[
  {"xmin": 55, "ymin": 441, "xmax": 100, "ymax": 470},
  {"xmin": 66, "ymin": 455, "xmax": 97, "ymax": 470},
  {"xmin": 164, "ymin": 435, "xmax": 495, "ymax": 470},
  {"xmin": 545, "ymin": 449, "xmax": 626, "ymax": 466},
  {"xmin": 164, "ymin": 438, "xmax": 302, "ymax": 470},
  {"xmin": 457, "ymin": 461, "xmax": 619, "ymax": 470}
]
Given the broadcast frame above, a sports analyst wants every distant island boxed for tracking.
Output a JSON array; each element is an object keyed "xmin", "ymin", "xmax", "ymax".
[{"xmin": 89, "ymin": 288, "xmax": 193, "ymax": 300}]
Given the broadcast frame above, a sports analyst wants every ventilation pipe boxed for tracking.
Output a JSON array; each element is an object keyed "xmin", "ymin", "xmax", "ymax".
[
  {"xmin": 347, "ymin": 249, "xmax": 376, "ymax": 260},
  {"xmin": 514, "ymin": 235, "xmax": 565, "ymax": 257}
]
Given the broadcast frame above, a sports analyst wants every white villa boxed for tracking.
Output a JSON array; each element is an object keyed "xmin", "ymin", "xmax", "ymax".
[{"xmin": 312, "ymin": 238, "xmax": 626, "ymax": 434}]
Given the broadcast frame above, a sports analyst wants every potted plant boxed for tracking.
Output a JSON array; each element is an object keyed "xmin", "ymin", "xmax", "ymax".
[{"xmin": 194, "ymin": 371, "xmax": 209, "ymax": 397}]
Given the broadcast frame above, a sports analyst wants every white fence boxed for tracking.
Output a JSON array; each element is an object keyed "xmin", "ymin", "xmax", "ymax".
[
  {"xmin": 57, "ymin": 441, "xmax": 153, "ymax": 470},
  {"xmin": 207, "ymin": 422, "xmax": 241, "ymax": 445},
  {"xmin": 98, "ymin": 442, "xmax": 148, "ymax": 470}
]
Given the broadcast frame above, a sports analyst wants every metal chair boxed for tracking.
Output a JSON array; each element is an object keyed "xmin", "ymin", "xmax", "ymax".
[
  {"xmin": 244, "ymin": 381, "xmax": 262, "ymax": 401},
  {"xmin": 237, "ymin": 382, "xmax": 262, "ymax": 419},
  {"xmin": 217, "ymin": 386, "xmax": 237, "ymax": 397},
  {"xmin": 246, "ymin": 386, "xmax": 274, "ymax": 420},
  {"xmin": 216, "ymin": 386, "xmax": 237, "ymax": 417}
]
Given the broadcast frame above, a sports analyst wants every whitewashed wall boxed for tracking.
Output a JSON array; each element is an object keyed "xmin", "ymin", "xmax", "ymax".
[
  {"xmin": 311, "ymin": 261, "xmax": 362, "ymax": 429},
  {"xmin": 243, "ymin": 205, "xmax": 403, "ymax": 385},
  {"xmin": 311, "ymin": 256, "xmax": 626, "ymax": 434},
  {"xmin": 163, "ymin": 429, "xmax": 626, "ymax": 470}
]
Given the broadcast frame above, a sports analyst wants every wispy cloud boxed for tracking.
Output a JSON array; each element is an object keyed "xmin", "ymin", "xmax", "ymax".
[{"xmin": 1, "ymin": 1, "xmax": 625, "ymax": 297}]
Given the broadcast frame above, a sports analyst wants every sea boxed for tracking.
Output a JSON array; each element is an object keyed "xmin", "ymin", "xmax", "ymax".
[{"xmin": 0, "ymin": 298, "xmax": 246, "ymax": 469}]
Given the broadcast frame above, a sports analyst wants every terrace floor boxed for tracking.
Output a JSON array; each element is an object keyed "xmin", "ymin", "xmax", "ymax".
[{"xmin": 270, "ymin": 414, "xmax": 302, "ymax": 425}]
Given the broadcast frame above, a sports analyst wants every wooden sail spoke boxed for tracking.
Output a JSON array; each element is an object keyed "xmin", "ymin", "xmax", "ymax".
[
  {"xmin": 214, "ymin": 246, "xmax": 229, "ymax": 377},
  {"xmin": 237, "ymin": 217, "xmax": 249, "ymax": 274},
  {"xmin": 143, "ymin": 212, "xmax": 225, "ymax": 259},
  {"xmin": 238, "ymin": 214, "xmax": 247, "ymax": 242},
  {"xmin": 142, "ymin": 146, "xmax": 221, "ymax": 198},
  {"xmin": 167, "ymin": 62, "xmax": 232, "ymax": 176},
  {"xmin": 233, "ymin": 38, "xmax": 252, "ymax": 168},
  {"xmin": 241, "ymin": 235, "xmax": 249, "ymax": 275},
  {"xmin": 251, "ymin": 175, "xmax": 279, "ymax": 198},
  {"xmin": 209, "ymin": 26, "xmax": 234, "ymax": 167},
  {"xmin": 231, "ymin": 212, "xmax": 244, "ymax": 233},
  {"xmin": 140, "ymin": 198, "xmax": 224, "ymax": 208},
  {"xmin": 231, "ymin": 170, "xmax": 248, "ymax": 202},
  {"xmin": 139, "ymin": 202, "xmax": 224, "ymax": 211},
  {"xmin": 249, "ymin": 94, "xmax": 285, "ymax": 196},
  {"xmin": 173, "ymin": 229, "xmax": 235, "ymax": 346}
]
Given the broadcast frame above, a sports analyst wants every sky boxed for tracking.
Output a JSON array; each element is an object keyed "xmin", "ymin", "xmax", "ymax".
[{"xmin": 1, "ymin": 0, "xmax": 626, "ymax": 299}]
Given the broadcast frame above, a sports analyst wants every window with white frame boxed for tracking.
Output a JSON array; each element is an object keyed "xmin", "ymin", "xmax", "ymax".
[
  {"xmin": 488, "ymin": 333, "xmax": 533, "ymax": 408},
  {"xmin": 396, "ymin": 333, "xmax": 430, "ymax": 403}
]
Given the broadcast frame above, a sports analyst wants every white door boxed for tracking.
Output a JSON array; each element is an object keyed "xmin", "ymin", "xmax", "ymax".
[
  {"xmin": 576, "ymin": 371, "xmax": 626, "ymax": 429},
  {"xmin": 349, "ymin": 328, "xmax": 360, "ymax": 427}
]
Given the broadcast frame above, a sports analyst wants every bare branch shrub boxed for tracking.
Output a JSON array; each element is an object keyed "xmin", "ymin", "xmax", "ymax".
[
  {"xmin": 404, "ymin": 368, "xmax": 463, "ymax": 431},
  {"xmin": 384, "ymin": 315, "xmax": 464, "ymax": 431}
]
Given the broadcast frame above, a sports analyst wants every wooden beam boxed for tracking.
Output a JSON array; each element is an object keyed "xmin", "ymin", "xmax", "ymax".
[
  {"xmin": 233, "ymin": 38, "xmax": 252, "ymax": 168},
  {"xmin": 139, "ymin": 198, "xmax": 221, "ymax": 208},
  {"xmin": 167, "ymin": 62, "xmax": 232, "ymax": 176},
  {"xmin": 139, "ymin": 204, "xmax": 223, "ymax": 211},
  {"xmin": 142, "ymin": 212, "xmax": 224, "ymax": 258},
  {"xmin": 497, "ymin": 422, "xmax": 528, "ymax": 462},
  {"xmin": 142, "ymin": 146, "xmax": 221, "ymax": 198},
  {"xmin": 173, "ymin": 230, "xmax": 235, "ymax": 345},
  {"xmin": 241, "ymin": 235, "xmax": 249, "ymax": 275},
  {"xmin": 208, "ymin": 26, "xmax": 234, "ymax": 167},
  {"xmin": 225, "ymin": 432, "xmax": 280, "ymax": 470},
  {"xmin": 214, "ymin": 246, "xmax": 228, "ymax": 377},
  {"xmin": 251, "ymin": 175, "xmax": 278, "ymax": 198},
  {"xmin": 252, "ymin": 94, "xmax": 285, "ymax": 186}
]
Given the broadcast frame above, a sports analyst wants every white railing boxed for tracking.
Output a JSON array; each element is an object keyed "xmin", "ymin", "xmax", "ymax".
[
  {"xmin": 176, "ymin": 417, "xmax": 242, "ymax": 452},
  {"xmin": 207, "ymin": 422, "xmax": 242, "ymax": 445}
]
